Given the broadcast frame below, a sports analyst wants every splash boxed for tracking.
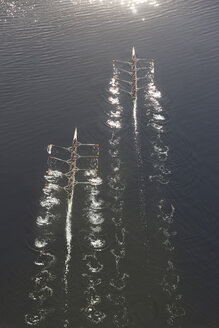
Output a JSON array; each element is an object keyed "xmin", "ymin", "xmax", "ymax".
[
  {"xmin": 105, "ymin": 63, "xmax": 129, "ymax": 326},
  {"xmin": 145, "ymin": 62, "xmax": 172, "ymax": 185},
  {"xmin": 26, "ymin": 159, "xmax": 64, "ymax": 325}
]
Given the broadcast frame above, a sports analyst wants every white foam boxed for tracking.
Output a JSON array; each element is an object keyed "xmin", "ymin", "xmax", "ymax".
[
  {"xmin": 109, "ymin": 87, "xmax": 119, "ymax": 95},
  {"xmin": 107, "ymin": 119, "xmax": 121, "ymax": 129},
  {"xmin": 109, "ymin": 110, "xmax": 121, "ymax": 118},
  {"xmin": 36, "ymin": 216, "xmax": 49, "ymax": 226},
  {"xmin": 35, "ymin": 239, "xmax": 48, "ymax": 249},
  {"xmin": 88, "ymin": 213, "xmax": 104, "ymax": 225},
  {"xmin": 88, "ymin": 236, "xmax": 106, "ymax": 249},
  {"xmin": 48, "ymin": 170, "xmax": 63, "ymax": 178},
  {"xmin": 147, "ymin": 122, "xmax": 163, "ymax": 132},
  {"xmin": 40, "ymin": 196, "xmax": 60, "ymax": 209},
  {"xmin": 90, "ymin": 198, "xmax": 103, "ymax": 210},
  {"xmin": 153, "ymin": 113, "xmax": 165, "ymax": 121},
  {"xmin": 89, "ymin": 177, "xmax": 103, "ymax": 185},
  {"xmin": 43, "ymin": 183, "xmax": 60, "ymax": 194},
  {"xmin": 108, "ymin": 96, "xmax": 119, "ymax": 105}
]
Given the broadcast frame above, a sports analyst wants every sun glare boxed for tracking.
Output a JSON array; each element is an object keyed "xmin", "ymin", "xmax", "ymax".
[{"xmin": 87, "ymin": 0, "xmax": 160, "ymax": 14}]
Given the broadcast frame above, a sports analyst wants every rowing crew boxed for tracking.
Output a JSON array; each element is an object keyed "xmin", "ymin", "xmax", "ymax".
[
  {"xmin": 47, "ymin": 129, "xmax": 99, "ymax": 205},
  {"xmin": 68, "ymin": 141, "xmax": 77, "ymax": 198},
  {"xmin": 132, "ymin": 61, "xmax": 137, "ymax": 101}
]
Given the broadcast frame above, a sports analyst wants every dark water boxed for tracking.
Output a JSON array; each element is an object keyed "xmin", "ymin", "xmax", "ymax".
[{"xmin": 1, "ymin": 0, "xmax": 219, "ymax": 327}]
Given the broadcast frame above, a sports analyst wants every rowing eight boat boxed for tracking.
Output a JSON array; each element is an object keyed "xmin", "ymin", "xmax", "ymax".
[
  {"xmin": 67, "ymin": 128, "xmax": 77, "ymax": 214},
  {"xmin": 131, "ymin": 47, "xmax": 137, "ymax": 105}
]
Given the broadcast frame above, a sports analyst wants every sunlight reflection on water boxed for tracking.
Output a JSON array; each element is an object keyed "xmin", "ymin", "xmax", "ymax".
[
  {"xmin": 0, "ymin": 0, "xmax": 36, "ymax": 19},
  {"xmin": 72, "ymin": 0, "xmax": 160, "ymax": 14}
]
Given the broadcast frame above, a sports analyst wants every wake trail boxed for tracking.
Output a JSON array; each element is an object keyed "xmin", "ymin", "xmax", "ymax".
[
  {"xmin": 133, "ymin": 102, "xmax": 138, "ymax": 133},
  {"xmin": 132, "ymin": 99, "xmax": 147, "ymax": 222},
  {"xmin": 144, "ymin": 63, "xmax": 185, "ymax": 327},
  {"xmin": 63, "ymin": 197, "xmax": 73, "ymax": 328},
  {"xmin": 106, "ymin": 65, "xmax": 129, "ymax": 327},
  {"xmin": 80, "ymin": 171, "xmax": 107, "ymax": 324},
  {"xmin": 25, "ymin": 170, "xmax": 62, "ymax": 327}
]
